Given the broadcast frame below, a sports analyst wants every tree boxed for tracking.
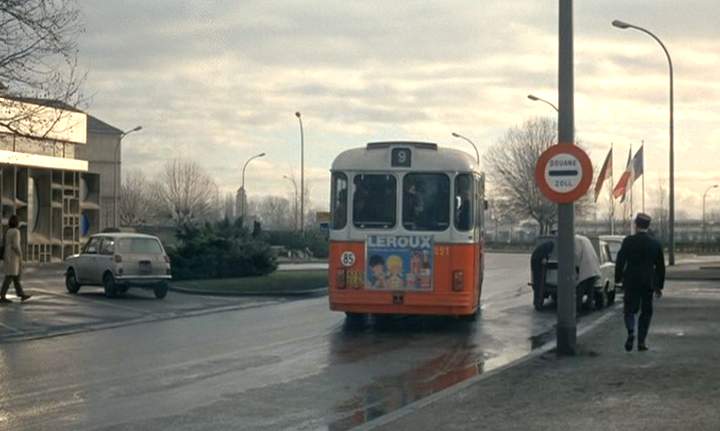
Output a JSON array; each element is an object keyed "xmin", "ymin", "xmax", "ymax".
[
  {"xmin": 119, "ymin": 169, "xmax": 153, "ymax": 226},
  {"xmin": 254, "ymin": 196, "xmax": 293, "ymax": 230},
  {"xmin": 484, "ymin": 118, "xmax": 558, "ymax": 235},
  {"xmin": 0, "ymin": 1, "xmax": 84, "ymax": 137},
  {"xmin": 651, "ymin": 177, "xmax": 669, "ymax": 243},
  {"xmin": 152, "ymin": 159, "xmax": 220, "ymax": 226}
]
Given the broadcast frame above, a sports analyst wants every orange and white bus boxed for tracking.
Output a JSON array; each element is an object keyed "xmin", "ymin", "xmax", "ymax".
[{"xmin": 328, "ymin": 141, "xmax": 485, "ymax": 321}]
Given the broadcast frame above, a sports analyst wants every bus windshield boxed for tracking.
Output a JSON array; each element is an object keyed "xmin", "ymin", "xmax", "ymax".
[
  {"xmin": 353, "ymin": 174, "xmax": 396, "ymax": 229},
  {"xmin": 403, "ymin": 173, "xmax": 450, "ymax": 231}
]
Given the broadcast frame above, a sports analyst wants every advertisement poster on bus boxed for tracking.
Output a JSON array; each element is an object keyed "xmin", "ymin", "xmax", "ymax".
[{"xmin": 366, "ymin": 235, "xmax": 433, "ymax": 291}]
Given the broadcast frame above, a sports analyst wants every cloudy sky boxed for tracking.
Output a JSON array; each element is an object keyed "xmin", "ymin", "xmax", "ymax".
[{"xmin": 78, "ymin": 1, "xmax": 720, "ymax": 218}]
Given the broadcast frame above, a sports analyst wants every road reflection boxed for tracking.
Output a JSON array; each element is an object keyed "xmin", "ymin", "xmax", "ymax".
[{"xmin": 326, "ymin": 316, "xmax": 483, "ymax": 430}]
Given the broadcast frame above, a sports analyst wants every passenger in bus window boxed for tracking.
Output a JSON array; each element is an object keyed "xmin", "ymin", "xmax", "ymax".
[
  {"xmin": 455, "ymin": 175, "xmax": 472, "ymax": 230},
  {"xmin": 403, "ymin": 180, "xmax": 425, "ymax": 228}
]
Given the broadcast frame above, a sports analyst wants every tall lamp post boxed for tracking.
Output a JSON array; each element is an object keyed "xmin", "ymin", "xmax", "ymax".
[
  {"xmin": 612, "ymin": 19, "xmax": 675, "ymax": 265},
  {"xmin": 240, "ymin": 152, "xmax": 266, "ymax": 221},
  {"xmin": 114, "ymin": 125, "xmax": 142, "ymax": 227},
  {"xmin": 295, "ymin": 112, "xmax": 305, "ymax": 232},
  {"xmin": 283, "ymin": 175, "xmax": 299, "ymax": 231},
  {"xmin": 527, "ymin": 94, "xmax": 560, "ymax": 113},
  {"xmin": 450, "ymin": 132, "xmax": 480, "ymax": 164},
  {"xmin": 703, "ymin": 184, "xmax": 718, "ymax": 243}
]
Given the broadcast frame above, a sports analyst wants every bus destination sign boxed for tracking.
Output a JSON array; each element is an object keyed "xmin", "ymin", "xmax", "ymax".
[{"xmin": 391, "ymin": 148, "xmax": 411, "ymax": 167}]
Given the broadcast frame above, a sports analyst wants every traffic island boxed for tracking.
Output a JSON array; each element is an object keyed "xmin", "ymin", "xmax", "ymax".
[
  {"xmin": 370, "ymin": 280, "xmax": 720, "ymax": 431},
  {"xmin": 170, "ymin": 270, "xmax": 328, "ymax": 296}
]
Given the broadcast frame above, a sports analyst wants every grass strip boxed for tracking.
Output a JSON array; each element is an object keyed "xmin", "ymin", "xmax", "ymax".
[{"xmin": 172, "ymin": 269, "xmax": 328, "ymax": 293}]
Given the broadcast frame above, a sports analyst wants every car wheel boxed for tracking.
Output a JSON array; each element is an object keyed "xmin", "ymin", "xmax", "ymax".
[
  {"xmin": 594, "ymin": 285, "xmax": 607, "ymax": 310},
  {"xmin": 153, "ymin": 283, "xmax": 169, "ymax": 299},
  {"xmin": 103, "ymin": 273, "xmax": 117, "ymax": 298},
  {"xmin": 576, "ymin": 287, "xmax": 584, "ymax": 312},
  {"xmin": 65, "ymin": 269, "xmax": 81, "ymax": 294}
]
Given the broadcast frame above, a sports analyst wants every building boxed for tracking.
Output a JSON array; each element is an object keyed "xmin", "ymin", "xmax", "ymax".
[
  {"xmin": 0, "ymin": 95, "xmax": 122, "ymax": 263},
  {"xmin": 76, "ymin": 116, "xmax": 123, "ymax": 231}
]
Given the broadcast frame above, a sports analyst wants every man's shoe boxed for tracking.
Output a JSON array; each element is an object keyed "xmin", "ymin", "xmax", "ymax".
[
  {"xmin": 625, "ymin": 335, "xmax": 635, "ymax": 352},
  {"xmin": 0, "ymin": 298, "xmax": 13, "ymax": 304},
  {"xmin": 638, "ymin": 343, "xmax": 648, "ymax": 352},
  {"xmin": 19, "ymin": 294, "xmax": 32, "ymax": 302}
]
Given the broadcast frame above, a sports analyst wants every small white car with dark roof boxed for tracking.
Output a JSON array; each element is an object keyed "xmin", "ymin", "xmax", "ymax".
[{"xmin": 64, "ymin": 233, "xmax": 172, "ymax": 299}]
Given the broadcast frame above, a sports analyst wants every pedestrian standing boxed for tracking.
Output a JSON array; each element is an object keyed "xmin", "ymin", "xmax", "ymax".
[
  {"xmin": 615, "ymin": 213, "xmax": 665, "ymax": 351},
  {"xmin": 0, "ymin": 215, "xmax": 32, "ymax": 304}
]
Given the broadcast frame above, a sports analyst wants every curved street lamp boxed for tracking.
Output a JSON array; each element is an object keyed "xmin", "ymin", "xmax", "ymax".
[
  {"xmin": 283, "ymin": 175, "xmax": 299, "ymax": 231},
  {"xmin": 450, "ymin": 132, "xmax": 480, "ymax": 164},
  {"xmin": 240, "ymin": 152, "xmax": 266, "ymax": 221},
  {"xmin": 612, "ymin": 19, "xmax": 675, "ymax": 265},
  {"xmin": 527, "ymin": 94, "xmax": 559, "ymax": 113},
  {"xmin": 295, "ymin": 112, "xmax": 304, "ymax": 232},
  {"xmin": 114, "ymin": 125, "xmax": 142, "ymax": 227}
]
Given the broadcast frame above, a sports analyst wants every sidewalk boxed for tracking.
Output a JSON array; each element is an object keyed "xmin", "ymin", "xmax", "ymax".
[{"xmin": 372, "ymin": 280, "xmax": 720, "ymax": 431}]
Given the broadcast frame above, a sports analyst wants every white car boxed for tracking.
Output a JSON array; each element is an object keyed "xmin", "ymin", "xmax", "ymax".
[
  {"xmin": 65, "ymin": 233, "xmax": 172, "ymax": 299},
  {"xmin": 531, "ymin": 234, "xmax": 617, "ymax": 310}
]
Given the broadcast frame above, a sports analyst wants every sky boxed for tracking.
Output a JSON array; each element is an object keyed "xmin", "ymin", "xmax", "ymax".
[{"xmin": 77, "ymin": 1, "xmax": 720, "ymax": 218}]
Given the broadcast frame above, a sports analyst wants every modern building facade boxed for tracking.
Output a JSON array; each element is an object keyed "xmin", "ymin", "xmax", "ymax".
[{"xmin": 0, "ymin": 95, "xmax": 120, "ymax": 263}]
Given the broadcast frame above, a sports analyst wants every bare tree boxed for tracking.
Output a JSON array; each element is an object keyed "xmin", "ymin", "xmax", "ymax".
[
  {"xmin": 152, "ymin": 159, "xmax": 220, "ymax": 226},
  {"xmin": 484, "ymin": 118, "xmax": 558, "ymax": 234},
  {"xmin": 222, "ymin": 192, "xmax": 235, "ymax": 220},
  {"xmin": 254, "ymin": 196, "xmax": 293, "ymax": 230},
  {"xmin": 119, "ymin": 169, "xmax": 153, "ymax": 226},
  {"xmin": 0, "ymin": 1, "xmax": 84, "ymax": 137}
]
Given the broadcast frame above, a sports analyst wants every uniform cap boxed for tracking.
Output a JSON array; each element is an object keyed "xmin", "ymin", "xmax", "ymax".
[{"xmin": 635, "ymin": 212, "xmax": 651, "ymax": 228}]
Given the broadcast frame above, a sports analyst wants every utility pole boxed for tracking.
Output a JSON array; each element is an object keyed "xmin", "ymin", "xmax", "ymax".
[{"xmin": 557, "ymin": 0, "xmax": 576, "ymax": 355}]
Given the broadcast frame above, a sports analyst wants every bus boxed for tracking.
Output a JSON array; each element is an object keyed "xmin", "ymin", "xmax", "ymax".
[{"xmin": 328, "ymin": 141, "xmax": 486, "ymax": 321}]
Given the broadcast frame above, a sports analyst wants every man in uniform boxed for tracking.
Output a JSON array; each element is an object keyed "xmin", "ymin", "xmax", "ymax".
[{"xmin": 615, "ymin": 213, "xmax": 665, "ymax": 352}]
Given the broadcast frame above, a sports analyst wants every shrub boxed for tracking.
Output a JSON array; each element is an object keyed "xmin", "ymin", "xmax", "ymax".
[{"xmin": 168, "ymin": 218, "xmax": 277, "ymax": 280}]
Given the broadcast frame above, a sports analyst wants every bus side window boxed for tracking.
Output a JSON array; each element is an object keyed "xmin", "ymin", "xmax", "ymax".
[
  {"xmin": 454, "ymin": 173, "xmax": 473, "ymax": 231},
  {"xmin": 331, "ymin": 172, "xmax": 348, "ymax": 229}
]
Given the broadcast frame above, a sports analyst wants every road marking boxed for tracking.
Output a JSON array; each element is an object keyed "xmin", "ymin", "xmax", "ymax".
[{"xmin": 355, "ymin": 303, "xmax": 622, "ymax": 431}]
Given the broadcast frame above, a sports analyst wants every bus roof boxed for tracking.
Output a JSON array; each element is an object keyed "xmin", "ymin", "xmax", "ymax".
[{"xmin": 331, "ymin": 141, "xmax": 480, "ymax": 173}]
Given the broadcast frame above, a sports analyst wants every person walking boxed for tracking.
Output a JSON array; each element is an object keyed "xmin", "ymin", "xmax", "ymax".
[
  {"xmin": 0, "ymin": 215, "xmax": 32, "ymax": 304},
  {"xmin": 615, "ymin": 213, "xmax": 665, "ymax": 352}
]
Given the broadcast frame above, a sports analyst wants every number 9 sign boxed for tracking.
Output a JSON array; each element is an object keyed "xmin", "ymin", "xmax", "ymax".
[{"xmin": 341, "ymin": 251, "xmax": 356, "ymax": 267}]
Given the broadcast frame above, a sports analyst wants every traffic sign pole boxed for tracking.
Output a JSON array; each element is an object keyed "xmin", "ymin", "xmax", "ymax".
[{"xmin": 557, "ymin": 0, "xmax": 576, "ymax": 355}]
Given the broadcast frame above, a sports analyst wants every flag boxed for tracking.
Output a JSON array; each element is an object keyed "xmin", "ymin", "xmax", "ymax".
[
  {"xmin": 612, "ymin": 149, "xmax": 632, "ymax": 201},
  {"xmin": 630, "ymin": 145, "xmax": 643, "ymax": 185},
  {"xmin": 594, "ymin": 148, "xmax": 613, "ymax": 202}
]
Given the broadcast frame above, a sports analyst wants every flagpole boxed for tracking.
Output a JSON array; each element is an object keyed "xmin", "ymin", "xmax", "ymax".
[
  {"xmin": 610, "ymin": 143, "xmax": 615, "ymax": 235},
  {"xmin": 630, "ymin": 143, "xmax": 634, "ymax": 227},
  {"xmin": 641, "ymin": 140, "xmax": 645, "ymax": 213}
]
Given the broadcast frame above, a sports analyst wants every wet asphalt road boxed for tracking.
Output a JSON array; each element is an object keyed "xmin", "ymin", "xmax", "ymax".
[{"xmin": 0, "ymin": 253, "xmax": 608, "ymax": 430}]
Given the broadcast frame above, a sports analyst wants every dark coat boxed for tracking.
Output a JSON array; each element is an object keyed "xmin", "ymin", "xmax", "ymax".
[{"xmin": 614, "ymin": 231, "xmax": 665, "ymax": 292}]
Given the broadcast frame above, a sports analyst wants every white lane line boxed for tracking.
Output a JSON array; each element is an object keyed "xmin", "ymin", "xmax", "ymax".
[
  {"xmin": 355, "ymin": 303, "xmax": 622, "ymax": 431},
  {"xmin": 25, "ymin": 288, "xmax": 152, "ymax": 315}
]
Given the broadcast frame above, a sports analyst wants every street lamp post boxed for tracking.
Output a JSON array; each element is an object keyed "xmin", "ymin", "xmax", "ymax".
[
  {"xmin": 114, "ymin": 125, "xmax": 142, "ymax": 228},
  {"xmin": 450, "ymin": 132, "xmax": 480, "ymax": 164},
  {"xmin": 703, "ymin": 184, "xmax": 718, "ymax": 244},
  {"xmin": 240, "ymin": 152, "xmax": 266, "ymax": 221},
  {"xmin": 283, "ymin": 175, "xmax": 299, "ymax": 231},
  {"xmin": 527, "ymin": 94, "xmax": 560, "ymax": 113},
  {"xmin": 612, "ymin": 19, "xmax": 675, "ymax": 265},
  {"xmin": 295, "ymin": 112, "xmax": 304, "ymax": 232}
]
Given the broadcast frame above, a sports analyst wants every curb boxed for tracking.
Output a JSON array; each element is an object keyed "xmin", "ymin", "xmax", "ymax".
[{"xmin": 169, "ymin": 285, "xmax": 328, "ymax": 297}]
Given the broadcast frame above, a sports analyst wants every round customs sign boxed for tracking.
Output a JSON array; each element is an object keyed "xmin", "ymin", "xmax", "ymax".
[{"xmin": 535, "ymin": 144, "xmax": 593, "ymax": 203}]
